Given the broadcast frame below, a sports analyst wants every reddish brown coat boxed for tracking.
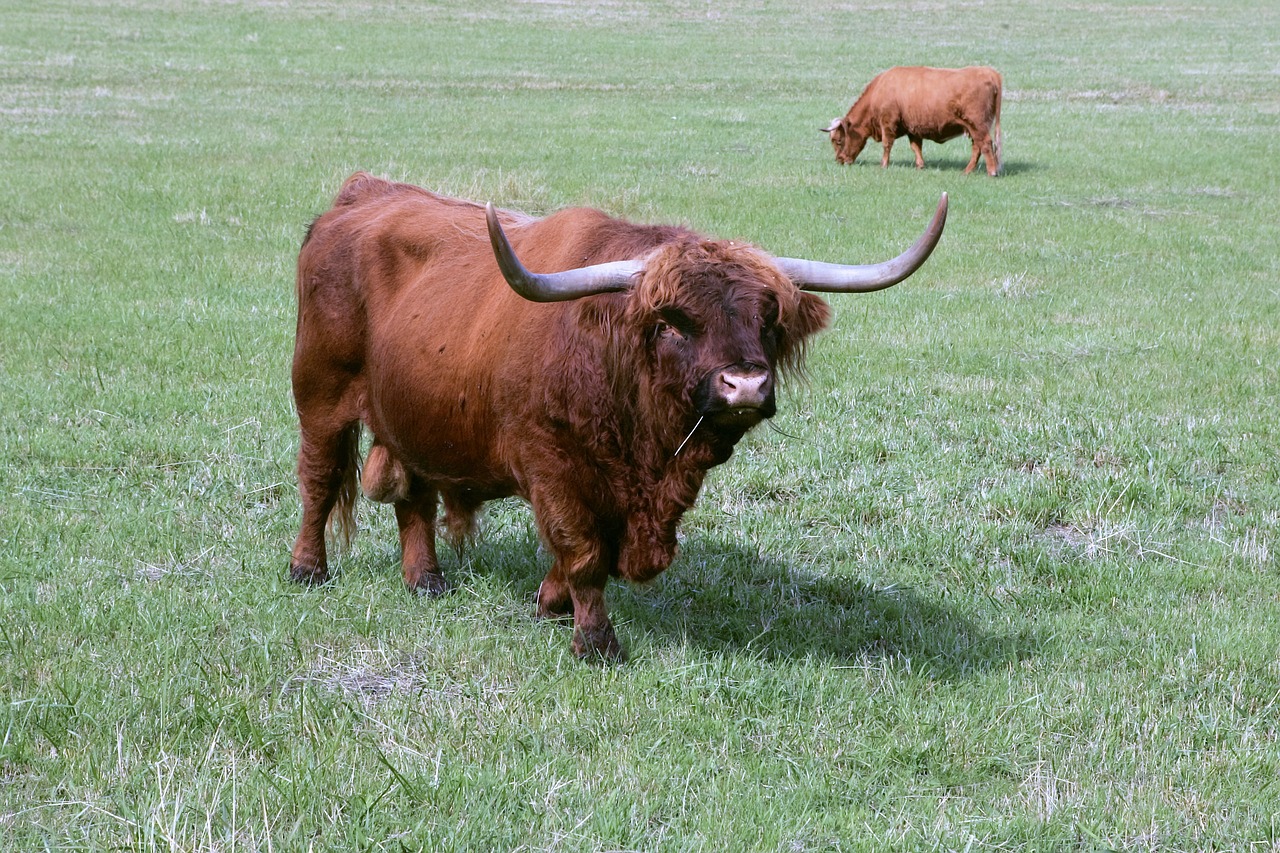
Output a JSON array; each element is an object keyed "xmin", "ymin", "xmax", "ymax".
[
  {"xmin": 826, "ymin": 65, "xmax": 1003, "ymax": 175},
  {"xmin": 290, "ymin": 172, "xmax": 833, "ymax": 660}
]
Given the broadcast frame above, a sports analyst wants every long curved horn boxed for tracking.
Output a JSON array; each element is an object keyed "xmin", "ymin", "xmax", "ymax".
[
  {"xmin": 776, "ymin": 193, "xmax": 948, "ymax": 293},
  {"xmin": 485, "ymin": 203, "xmax": 642, "ymax": 303}
]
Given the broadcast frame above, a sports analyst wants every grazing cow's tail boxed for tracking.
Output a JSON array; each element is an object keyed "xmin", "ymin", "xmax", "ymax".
[
  {"xmin": 329, "ymin": 422, "xmax": 363, "ymax": 548},
  {"xmin": 992, "ymin": 83, "xmax": 1004, "ymax": 175}
]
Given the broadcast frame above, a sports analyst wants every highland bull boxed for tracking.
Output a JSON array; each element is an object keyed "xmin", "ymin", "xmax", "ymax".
[
  {"xmin": 289, "ymin": 172, "xmax": 947, "ymax": 660},
  {"xmin": 823, "ymin": 65, "xmax": 1004, "ymax": 176}
]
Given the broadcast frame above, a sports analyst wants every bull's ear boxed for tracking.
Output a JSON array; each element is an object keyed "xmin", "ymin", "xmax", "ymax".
[
  {"xmin": 777, "ymin": 292, "xmax": 832, "ymax": 374},
  {"xmin": 792, "ymin": 292, "xmax": 832, "ymax": 340}
]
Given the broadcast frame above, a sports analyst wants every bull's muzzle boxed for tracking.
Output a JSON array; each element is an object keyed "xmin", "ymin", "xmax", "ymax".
[
  {"xmin": 718, "ymin": 368, "xmax": 771, "ymax": 409},
  {"xmin": 700, "ymin": 366, "xmax": 775, "ymax": 425}
]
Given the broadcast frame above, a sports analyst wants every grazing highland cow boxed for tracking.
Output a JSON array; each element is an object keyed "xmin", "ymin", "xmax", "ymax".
[
  {"xmin": 290, "ymin": 172, "xmax": 948, "ymax": 660},
  {"xmin": 824, "ymin": 65, "xmax": 1004, "ymax": 176}
]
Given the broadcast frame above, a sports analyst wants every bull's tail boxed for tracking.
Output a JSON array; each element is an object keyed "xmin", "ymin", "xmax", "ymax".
[{"xmin": 328, "ymin": 422, "xmax": 363, "ymax": 548}]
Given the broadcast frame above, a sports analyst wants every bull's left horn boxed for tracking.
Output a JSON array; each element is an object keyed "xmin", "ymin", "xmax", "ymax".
[
  {"xmin": 486, "ymin": 203, "xmax": 643, "ymax": 303},
  {"xmin": 777, "ymin": 193, "xmax": 948, "ymax": 293}
]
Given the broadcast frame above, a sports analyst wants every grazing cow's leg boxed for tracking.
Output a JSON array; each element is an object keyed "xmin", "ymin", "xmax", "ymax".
[
  {"xmin": 908, "ymin": 136, "xmax": 925, "ymax": 169},
  {"xmin": 394, "ymin": 481, "xmax": 449, "ymax": 596},
  {"xmin": 880, "ymin": 132, "xmax": 894, "ymax": 168},
  {"xmin": 964, "ymin": 135, "xmax": 983, "ymax": 174},
  {"xmin": 980, "ymin": 136, "xmax": 1001, "ymax": 176},
  {"xmin": 290, "ymin": 418, "xmax": 360, "ymax": 585}
]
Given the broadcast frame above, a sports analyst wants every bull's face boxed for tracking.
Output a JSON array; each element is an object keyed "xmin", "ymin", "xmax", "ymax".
[
  {"xmin": 632, "ymin": 240, "xmax": 831, "ymax": 439},
  {"xmin": 653, "ymin": 284, "xmax": 777, "ymax": 430}
]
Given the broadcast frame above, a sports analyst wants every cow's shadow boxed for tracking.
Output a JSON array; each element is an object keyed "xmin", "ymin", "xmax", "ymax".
[
  {"xmin": 850, "ymin": 150, "xmax": 1036, "ymax": 177},
  {"xmin": 916, "ymin": 155, "xmax": 1037, "ymax": 177},
  {"xmin": 459, "ymin": 524, "xmax": 1038, "ymax": 676}
]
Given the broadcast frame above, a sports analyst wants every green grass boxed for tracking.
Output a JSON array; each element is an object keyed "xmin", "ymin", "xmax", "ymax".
[{"xmin": 3, "ymin": 0, "xmax": 1279, "ymax": 849}]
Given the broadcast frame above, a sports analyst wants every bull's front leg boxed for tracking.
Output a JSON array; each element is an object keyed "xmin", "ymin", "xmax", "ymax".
[
  {"xmin": 538, "ymin": 542, "xmax": 622, "ymax": 662},
  {"xmin": 530, "ymin": 494, "xmax": 625, "ymax": 662},
  {"xmin": 614, "ymin": 459, "xmax": 706, "ymax": 585},
  {"xmin": 542, "ymin": 511, "xmax": 682, "ymax": 660},
  {"xmin": 566, "ymin": 550, "xmax": 624, "ymax": 662},
  {"xmin": 616, "ymin": 515, "xmax": 679, "ymax": 584}
]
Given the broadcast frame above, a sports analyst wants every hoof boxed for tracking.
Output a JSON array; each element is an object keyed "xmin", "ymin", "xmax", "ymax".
[
  {"xmin": 572, "ymin": 626, "xmax": 627, "ymax": 664},
  {"xmin": 408, "ymin": 572, "xmax": 449, "ymax": 598},
  {"xmin": 289, "ymin": 563, "xmax": 330, "ymax": 586}
]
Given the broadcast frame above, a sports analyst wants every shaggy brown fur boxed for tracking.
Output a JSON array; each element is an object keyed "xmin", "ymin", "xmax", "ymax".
[{"xmin": 290, "ymin": 173, "xmax": 841, "ymax": 661}]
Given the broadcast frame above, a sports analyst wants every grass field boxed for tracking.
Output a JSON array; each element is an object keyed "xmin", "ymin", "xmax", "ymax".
[{"xmin": 3, "ymin": 0, "xmax": 1279, "ymax": 849}]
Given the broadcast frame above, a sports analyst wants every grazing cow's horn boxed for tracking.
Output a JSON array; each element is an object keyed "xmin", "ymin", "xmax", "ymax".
[
  {"xmin": 486, "ymin": 203, "xmax": 643, "ymax": 303},
  {"xmin": 777, "ymin": 193, "xmax": 948, "ymax": 293}
]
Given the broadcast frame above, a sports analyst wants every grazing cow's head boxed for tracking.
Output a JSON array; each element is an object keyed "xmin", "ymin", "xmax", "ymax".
[{"xmin": 822, "ymin": 117, "xmax": 867, "ymax": 165}]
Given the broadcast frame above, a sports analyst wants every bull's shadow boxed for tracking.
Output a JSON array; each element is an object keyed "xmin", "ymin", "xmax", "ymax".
[{"xmin": 462, "ymin": 520, "xmax": 1037, "ymax": 675}]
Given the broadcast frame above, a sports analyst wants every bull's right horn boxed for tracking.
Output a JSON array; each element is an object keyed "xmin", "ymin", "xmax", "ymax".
[
  {"xmin": 486, "ymin": 203, "xmax": 643, "ymax": 303},
  {"xmin": 777, "ymin": 193, "xmax": 948, "ymax": 293}
]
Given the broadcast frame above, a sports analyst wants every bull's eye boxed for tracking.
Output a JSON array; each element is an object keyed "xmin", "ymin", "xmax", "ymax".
[
  {"xmin": 656, "ymin": 308, "xmax": 694, "ymax": 342},
  {"xmin": 656, "ymin": 320, "xmax": 685, "ymax": 342}
]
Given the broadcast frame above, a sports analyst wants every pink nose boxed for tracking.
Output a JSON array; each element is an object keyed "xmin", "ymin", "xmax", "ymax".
[{"xmin": 718, "ymin": 369, "xmax": 770, "ymax": 409}]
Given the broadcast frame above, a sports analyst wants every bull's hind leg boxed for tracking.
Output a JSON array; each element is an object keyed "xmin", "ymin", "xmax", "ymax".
[
  {"xmin": 290, "ymin": 419, "xmax": 360, "ymax": 585},
  {"xmin": 394, "ymin": 481, "xmax": 449, "ymax": 596}
]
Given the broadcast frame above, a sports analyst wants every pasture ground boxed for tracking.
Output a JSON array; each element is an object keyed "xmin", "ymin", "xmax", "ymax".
[{"xmin": 2, "ymin": 0, "xmax": 1279, "ymax": 849}]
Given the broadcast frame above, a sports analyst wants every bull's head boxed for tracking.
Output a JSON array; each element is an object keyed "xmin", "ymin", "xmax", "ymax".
[
  {"xmin": 821, "ymin": 117, "xmax": 867, "ymax": 166},
  {"xmin": 485, "ymin": 195, "xmax": 947, "ymax": 439}
]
